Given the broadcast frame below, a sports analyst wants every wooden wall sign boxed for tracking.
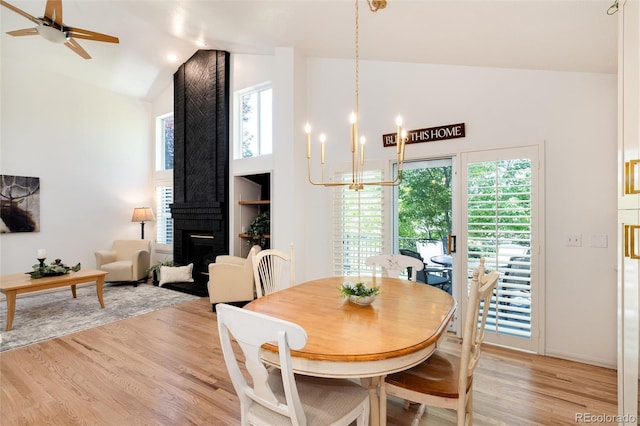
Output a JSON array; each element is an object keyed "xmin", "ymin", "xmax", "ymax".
[{"xmin": 382, "ymin": 122, "xmax": 465, "ymax": 147}]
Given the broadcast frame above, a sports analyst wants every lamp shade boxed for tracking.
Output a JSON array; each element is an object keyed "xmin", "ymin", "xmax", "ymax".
[{"xmin": 131, "ymin": 207, "xmax": 154, "ymax": 222}]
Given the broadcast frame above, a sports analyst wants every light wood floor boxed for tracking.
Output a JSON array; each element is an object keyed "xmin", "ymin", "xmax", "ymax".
[{"xmin": 0, "ymin": 295, "xmax": 618, "ymax": 425}]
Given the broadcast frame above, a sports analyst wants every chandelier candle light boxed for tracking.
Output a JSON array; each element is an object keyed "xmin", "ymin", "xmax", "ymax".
[{"xmin": 305, "ymin": 0, "xmax": 407, "ymax": 191}]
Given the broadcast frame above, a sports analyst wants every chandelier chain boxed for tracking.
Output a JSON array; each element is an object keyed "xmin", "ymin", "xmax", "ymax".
[
  {"xmin": 355, "ymin": 0, "xmax": 359, "ymax": 117},
  {"xmin": 304, "ymin": 0, "xmax": 406, "ymax": 191}
]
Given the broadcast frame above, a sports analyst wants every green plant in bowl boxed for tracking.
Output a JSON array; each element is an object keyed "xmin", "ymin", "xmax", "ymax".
[{"xmin": 340, "ymin": 281, "xmax": 380, "ymax": 306}]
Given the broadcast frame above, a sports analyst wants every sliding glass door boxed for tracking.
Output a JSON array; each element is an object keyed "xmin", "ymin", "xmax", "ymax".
[{"xmin": 393, "ymin": 157, "xmax": 456, "ymax": 289}]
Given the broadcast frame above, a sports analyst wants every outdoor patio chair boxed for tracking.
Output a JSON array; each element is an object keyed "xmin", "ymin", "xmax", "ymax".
[{"xmin": 400, "ymin": 249, "xmax": 452, "ymax": 293}]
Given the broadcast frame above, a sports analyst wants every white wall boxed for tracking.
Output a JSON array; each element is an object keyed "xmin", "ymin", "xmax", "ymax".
[
  {"xmin": 1, "ymin": 62, "xmax": 153, "ymax": 275},
  {"xmin": 228, "ymin": 52, "xmax": 617, "ymax": 366}
]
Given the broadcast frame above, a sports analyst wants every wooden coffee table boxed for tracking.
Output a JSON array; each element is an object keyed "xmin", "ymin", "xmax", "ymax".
[{"xmin": 0, "ymin": 269, "xmax": 108, "ymax": 331}]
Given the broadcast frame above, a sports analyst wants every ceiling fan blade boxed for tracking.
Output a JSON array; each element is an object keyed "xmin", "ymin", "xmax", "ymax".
[
  {"xmin": 64, "ymin": 38, "xmax": 91, "ymax": 59},
  {"xmin": 44, "ymin": 0, "xmax": 63, "ymax": 26},
  {"xmin": 0, "ymin": 0, "xmax": 40, "ymax": 25},
  {"xmin": 67, "ymin": 26, "xmax": 119, "ymax": 44},
  {"xmin": 6, "ymin": 28, "xmax": 39, "ymax": 37}
]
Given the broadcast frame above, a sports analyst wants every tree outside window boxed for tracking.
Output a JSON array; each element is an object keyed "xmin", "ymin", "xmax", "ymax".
[
  {"xmin": 398, "ymin": 166, "xmax": 452, "ymax": 251},
  {"xmin": 238, "ymin": 84, "xmax": 272, "ymax": 159}
]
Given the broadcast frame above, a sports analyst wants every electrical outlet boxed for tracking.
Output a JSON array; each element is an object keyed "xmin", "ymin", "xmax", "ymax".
[{"xmin": 566, "ymin": 234, "xmax": 582, "ymax": 247}]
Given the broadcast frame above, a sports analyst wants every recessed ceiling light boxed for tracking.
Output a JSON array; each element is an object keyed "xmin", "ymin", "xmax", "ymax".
[
  {"xmin": 167, "ymin": 53, "xmax": 178, "ymax": 62},
  {"xmin": 195, "ymin": 39, "xmax": 206, "ymax": 47}
]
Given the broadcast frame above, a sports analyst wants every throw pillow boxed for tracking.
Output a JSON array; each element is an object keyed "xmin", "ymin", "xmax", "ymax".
[{"xmin": 159, "ymin": 263, "xmax": 194, "ymax": 286}]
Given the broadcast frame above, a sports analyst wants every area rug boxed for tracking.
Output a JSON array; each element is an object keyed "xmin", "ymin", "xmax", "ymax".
[{"xmin": 0, "ymin": 284, "xmax": 200, "ymax": 352}]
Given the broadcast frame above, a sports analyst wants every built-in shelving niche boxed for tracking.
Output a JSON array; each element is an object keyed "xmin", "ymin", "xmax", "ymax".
[{"xmin": 234, "ymin": 173, "xmax": 271, "ymax": 257}]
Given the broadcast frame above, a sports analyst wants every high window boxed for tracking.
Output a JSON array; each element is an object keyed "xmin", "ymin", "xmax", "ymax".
[
  {"xmin": 157, "ymin": 114, "xmax": 174, "ymax": 171},
  {"xmin": 236, "ymin": 84, "xmax": 272, "ymax": 159},
  {"xmin": 155, "ymin": 113, "xmax": 174, "ymax": 246}
]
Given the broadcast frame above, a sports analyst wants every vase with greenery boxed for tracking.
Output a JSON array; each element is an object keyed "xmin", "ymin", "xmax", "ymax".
[{"xmin": 247, "ymin": 211, "xmax": 270, "ymax": 247}]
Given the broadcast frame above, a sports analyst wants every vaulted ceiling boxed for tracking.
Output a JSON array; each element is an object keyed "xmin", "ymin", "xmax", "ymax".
[{"xmin": 0, "ymin": 0, "xmax": 618, "ymax": 101}]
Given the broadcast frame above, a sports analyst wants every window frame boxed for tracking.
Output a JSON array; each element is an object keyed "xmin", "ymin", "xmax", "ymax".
[
  {"xmin": 235, "ymin": 82, "xmax": 273, "ymax": 159},
  {"xmin": 461, "ymin": 145, "xmax": 542, "ymax": 354},
  {"xmin": 154, "ymin": 112, "xmax": 174, "ymax": 252},
  {"xmin": 156, "ymin": 113, "xmax": 174, "ymax": 172}
]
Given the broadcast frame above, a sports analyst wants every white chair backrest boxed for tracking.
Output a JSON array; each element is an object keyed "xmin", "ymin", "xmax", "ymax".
[
  {"xmin": 252, "ymin": 243, "xmax": 294, "ymax": 298},
  {"xmin": 365, "ymin": 254, "xmax": 424, "ymax": 281},
  {"xmin": 460, "ymin": 257, "xmax": 499, "ymax": 390},
  {"xmin": 216, "ymin": 303, "xmax": 308, "ymax": 424},
  {"xmin": 416, "ymin": 240, "xmax": 444, "ymax": 267}
]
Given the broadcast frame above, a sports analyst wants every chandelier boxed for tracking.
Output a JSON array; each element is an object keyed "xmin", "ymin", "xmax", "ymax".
[{"xmin": 305, "ymin": 0, "xmax": 407, "ymax": 191}]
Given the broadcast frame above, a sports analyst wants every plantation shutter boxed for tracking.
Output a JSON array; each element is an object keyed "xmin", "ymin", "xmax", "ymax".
[
  {"xmin": 463, "ymin": 145, "xmax": 540, "ymax": 353},
  {"xmin": 156, "ymin": 185, "xmax": 174, "ymax": 244},
  {"xmin": 333, "ymin": 170, "xmax": 384, "ymax": 276}
]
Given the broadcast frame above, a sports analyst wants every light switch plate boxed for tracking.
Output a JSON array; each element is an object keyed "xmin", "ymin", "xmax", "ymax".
[
  {"xmin": 566, "ymin": 234, "xmax": 582, "ymax": 247},
  {"xmin": 590, "ymin": 234, "xmax": 608, "ymax": 248}
]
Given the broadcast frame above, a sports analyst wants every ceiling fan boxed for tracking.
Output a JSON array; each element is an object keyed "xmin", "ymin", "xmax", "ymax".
[{"xmin": 0, "ymin": 0, "xmax": 119, "ymax": 59}]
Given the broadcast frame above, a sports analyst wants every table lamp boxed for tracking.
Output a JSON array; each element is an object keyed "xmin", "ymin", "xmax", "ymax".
[{"xmin": 131, "ymin": 207, "xmax": 154, "ymax": 239}]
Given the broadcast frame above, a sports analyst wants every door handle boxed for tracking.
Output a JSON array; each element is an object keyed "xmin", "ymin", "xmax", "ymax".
[
  {"xmin": 448, "ymin": 234, "xmax": 456, "ymax": 254},
  {"xmin": 624, "ymin": 224, "xmax": 640, "ymax": 259},
  {"xmin": 625, "ymin": 159, "xmax": 640, "ymax": 194}
]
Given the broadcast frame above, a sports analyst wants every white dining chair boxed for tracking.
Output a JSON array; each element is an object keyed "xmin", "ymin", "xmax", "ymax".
[
  {"xmin": 380, "ymin": 258, "xmax": 500, "ymax": 426},
  {"xmin": 216, "ymin": 303, "xmax": 370, "ymax": 425},
  {"xmin": 252, "ymin": 243, "xmax": 294, "ymax": 297},
  {"xmin": 365, "ymin": 253, "xmax": 424, "ymax": 281}
]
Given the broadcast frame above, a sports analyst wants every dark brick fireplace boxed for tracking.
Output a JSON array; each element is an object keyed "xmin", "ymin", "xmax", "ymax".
[{"xmin": 167, "ymin": 50, "xmax": 230, "ymax": 297}]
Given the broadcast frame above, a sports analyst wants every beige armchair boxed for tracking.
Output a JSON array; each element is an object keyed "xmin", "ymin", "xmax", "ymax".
[
  {"xmin": 208, "ymin": 245, "xmax": 261, "ymax": 311},
  {"xmin": 95, "ymin": 240, "xmax": 151, "ymax": 287}
]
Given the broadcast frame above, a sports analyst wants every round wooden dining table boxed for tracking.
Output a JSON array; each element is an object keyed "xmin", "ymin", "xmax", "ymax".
[{"xmin": 243, "ymin": 276, "xmax": 456, "ymax": 425}]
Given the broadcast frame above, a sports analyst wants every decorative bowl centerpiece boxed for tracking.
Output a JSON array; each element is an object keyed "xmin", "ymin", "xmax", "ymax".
[
  {"xmin": 28, "ymin": 259, "xmax": 81, "ymax": 279},
  {"xmin": 339, "ymin": 281, "xmax": 380, "ymax": 306}
]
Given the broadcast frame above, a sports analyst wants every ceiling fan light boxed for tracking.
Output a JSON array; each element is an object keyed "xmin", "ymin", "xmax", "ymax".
[{"xmin": 36, "ymin": 25, "xmax": 69, "ymax": 44}]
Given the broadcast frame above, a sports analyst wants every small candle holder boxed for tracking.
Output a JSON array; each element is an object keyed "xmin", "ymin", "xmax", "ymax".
[{"xmin": 37, "ymin": 258, "xmax": 46, "ymax": 268}]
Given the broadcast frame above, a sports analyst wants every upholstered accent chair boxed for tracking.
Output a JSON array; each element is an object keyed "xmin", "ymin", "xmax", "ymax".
[
  {"xmin": 208, "ymin": 245, "xmax": 261, "ymax": 311},
  {"xmin": 95, "ymin": 239, "xmax": 151, "ymax": 286}
]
